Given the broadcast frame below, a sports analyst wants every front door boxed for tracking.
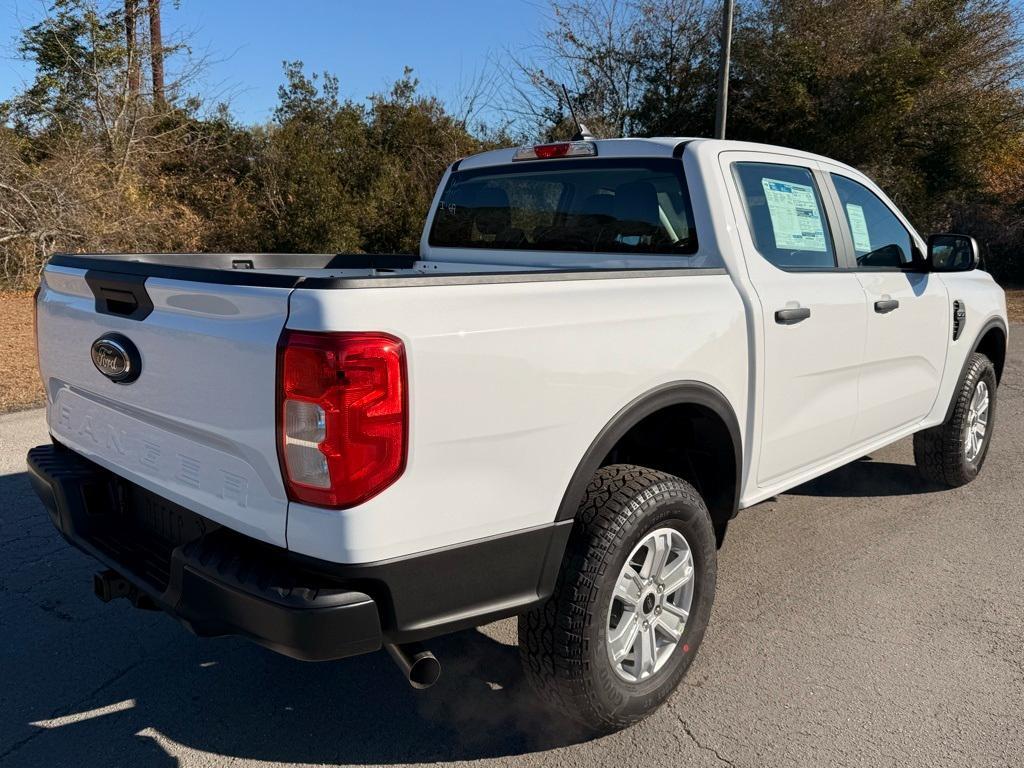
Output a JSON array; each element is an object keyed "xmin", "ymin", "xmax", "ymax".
[{"xmin": 824, "ymin": 169, "xmax": 950, "ymax": 441}]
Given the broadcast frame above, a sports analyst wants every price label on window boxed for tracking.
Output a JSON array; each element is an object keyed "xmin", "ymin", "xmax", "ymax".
[
  {"xmin": 760, "ymin": 178, "xmax": 827, "ymax": 252},
  {"xmin": 846, "ymin": 203, "xmax": 872, "ymax": 253}
]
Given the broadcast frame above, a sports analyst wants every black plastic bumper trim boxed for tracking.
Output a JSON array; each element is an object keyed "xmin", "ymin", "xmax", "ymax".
[
  {"xmin": 290, "ymin": 518, "xmax": 573, "ymax": 644},
  {"xmin": 27, "ymin": 443, "xmax": 572, "ymax": 657}
]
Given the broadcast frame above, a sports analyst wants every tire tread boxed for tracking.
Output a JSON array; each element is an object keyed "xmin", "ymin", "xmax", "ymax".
[
  {"xmin": 914, "ymin": 352, "xmax": 996, "ymax": 488},
  {"xmin": 518, "ymin": 464, "xmax": 708, "ymax": 730}
]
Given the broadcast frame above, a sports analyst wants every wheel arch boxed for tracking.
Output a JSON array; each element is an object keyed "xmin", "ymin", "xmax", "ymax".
[
  {"xmin": 944, "ymin": 317, "xmax": 1008, "ymax": 422},
  {"xmin": 974, "ymin": 319, "xmax": 1007, "ymax": 384},
  {"xmin": 555, "ymin": 381, "xmax": 743, "ymax": 545}
]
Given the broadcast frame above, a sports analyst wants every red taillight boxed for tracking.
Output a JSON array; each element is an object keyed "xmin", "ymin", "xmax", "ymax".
[
  {"xmin": 535, "ymin": 142, "xmax": 570, "ymax": 159},
  {"xmin": 278, "ymin": 330, "xmax": 407, "ymax": 508}
]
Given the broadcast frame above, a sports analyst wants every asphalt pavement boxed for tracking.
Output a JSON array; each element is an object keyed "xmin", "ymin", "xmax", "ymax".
[{"xmin": 1, "ymin": 327, "xmax": 1022, "ymax": 767}]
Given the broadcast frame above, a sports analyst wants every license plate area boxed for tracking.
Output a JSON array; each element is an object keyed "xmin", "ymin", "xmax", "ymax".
[
  {"xmin": 87, "ymin": 474, "xmax": 222, "ymax": 594},
  {"xmin": 122, "ymin": 482, "xmax": 220, "ymax": 547}
]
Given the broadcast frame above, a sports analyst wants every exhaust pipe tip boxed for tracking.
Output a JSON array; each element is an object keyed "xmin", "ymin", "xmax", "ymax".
[
  {"xmin": 385, "ymin": 642, "xmax": 441, "ymax": 690},
  {"xmin": 407, "ymin": 653, "xmax": 442, "ymax": 690}
]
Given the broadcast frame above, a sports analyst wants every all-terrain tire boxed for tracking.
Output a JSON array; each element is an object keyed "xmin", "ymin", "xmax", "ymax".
[
  {"xmin": 913, "ymin": 352, "xmax": 997, "ymax": 488},
  {"xmin": 518, "ymin": 464, "xmax": 717, "ymax": 732}
]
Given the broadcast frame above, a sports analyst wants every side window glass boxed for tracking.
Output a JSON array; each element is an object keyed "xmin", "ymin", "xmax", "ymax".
[
  {"xmin": 831, "ymin": 174, "xmax": 913, "ymax": 268},
  {"xmin": 732, "ymin": 162, "xmax": 836, "ymax": 269}
]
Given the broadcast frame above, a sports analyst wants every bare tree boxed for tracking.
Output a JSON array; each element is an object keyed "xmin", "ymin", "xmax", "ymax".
[
  {"xmin": 450, "ymin": 62, "xmax": 511, "ymax": 137},
  {"xmin": 0, "ymin": 130, "xmax": 96, "ymax": 284},
  {"xmin": 148, "ymin": 0, "xmax": 165, "ymax": 106},
  {"xmin": 500, "ymin": 0, "xmax": 645, "ymax": 139},
  {"xmin": 500, "ymin": 0, "xmax": 717, "ymax": 140},
  {"xmin": 0, "ymin": 0, "xmax": 217, "ymax": 283},
  {"xmin": 125, "ymin": 0, "xmax": 140, "ymax": 98}
]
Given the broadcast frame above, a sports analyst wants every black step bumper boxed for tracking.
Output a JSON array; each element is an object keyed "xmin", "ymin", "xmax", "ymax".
[
  {"xmin": 26, "ymin": 443, "xmax": 572, "ymax": 661},
  {"xmin": 27, "ymin": 444, "xmax": 381, "ymax": 661}
]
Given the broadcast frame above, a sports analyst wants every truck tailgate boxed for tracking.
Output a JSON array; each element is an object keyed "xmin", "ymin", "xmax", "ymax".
[{"xmin": 37, "ymin": 265, "xmax": 292, "ymax": 547}]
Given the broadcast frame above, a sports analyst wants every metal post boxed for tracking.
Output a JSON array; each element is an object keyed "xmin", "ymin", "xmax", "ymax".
[{"xmin": 714, "ymin": 0, "xmax": 735, "ymax": 140}]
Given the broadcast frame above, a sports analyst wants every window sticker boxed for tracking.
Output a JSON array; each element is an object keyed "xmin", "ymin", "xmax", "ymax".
[
  {"xmin": 760, "ymin": 178, "xmax": 827, "ymax": 252},
  {"xmin": 845, "ymin": 203, "xmax": 871, "ymax": 253}
]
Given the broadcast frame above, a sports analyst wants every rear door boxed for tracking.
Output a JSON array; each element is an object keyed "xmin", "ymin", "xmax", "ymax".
[
  {"xmin": 723, "ymin": 153, "xmax": 868, "ymax": 485},
  {"xmin": 821, "ymin": 167, "xmax": 949, "ymax": 441},
  {"xmin": 37, "ymin": 266, "xmax": 292, "ymax": 547}
]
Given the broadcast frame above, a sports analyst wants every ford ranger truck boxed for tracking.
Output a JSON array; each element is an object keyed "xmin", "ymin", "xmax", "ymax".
[{"xmin": 27, "ymin": 138, "xmax": 1008, "ymax": 731}]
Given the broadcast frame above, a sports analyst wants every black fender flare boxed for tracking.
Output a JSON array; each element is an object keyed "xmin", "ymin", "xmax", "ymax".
[
  {"xmin": 554, "ymin": 381, "xmax": 743, "ymax": 523},
  {"xmin": 943, "ymin": 316, "xmax": 1008, "ymax": 422}
]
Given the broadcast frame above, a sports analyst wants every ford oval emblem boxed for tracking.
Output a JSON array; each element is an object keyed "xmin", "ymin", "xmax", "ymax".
[{"xmin": 91, "ymin": 333, "xmax": 141, "ymax": 384}]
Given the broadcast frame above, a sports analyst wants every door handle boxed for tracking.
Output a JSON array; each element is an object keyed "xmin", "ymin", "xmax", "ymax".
[
  {"xmin": 775, "ymin": 307, "xmax": 811, "ymax": 325},
  {"xmin": 874, "ymin": 299, "xmax": 900, "ymax": 314}
]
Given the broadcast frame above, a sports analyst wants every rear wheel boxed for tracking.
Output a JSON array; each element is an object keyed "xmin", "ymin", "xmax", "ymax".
[
  {"xmin": 914, "ymin": 352, "xmax": 997, "ymax": 488},
  {"xmin": 518, "ymin": 464, "xmax": 716, "ymax": 732}
]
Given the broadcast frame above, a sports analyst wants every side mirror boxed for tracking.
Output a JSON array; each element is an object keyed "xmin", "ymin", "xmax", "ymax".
[{"xmin": 927, "ymin": 233, "xmax": 980, "ymax": 272}]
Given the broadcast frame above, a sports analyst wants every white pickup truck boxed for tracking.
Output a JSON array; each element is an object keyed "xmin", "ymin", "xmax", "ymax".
[{"xmin": 28, "ymin": 137, "xmax": 1008, "ymax": 731}]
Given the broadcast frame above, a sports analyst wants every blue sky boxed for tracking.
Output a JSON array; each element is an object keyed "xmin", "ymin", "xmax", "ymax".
[{"xmin": 0, "ymin": 0, "xmax": 542, "ymax": 125}]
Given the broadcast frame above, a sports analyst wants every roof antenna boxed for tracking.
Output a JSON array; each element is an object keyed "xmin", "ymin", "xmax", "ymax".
[{"xmin": 561, "ymin": 83, "xmax": 594, "ymax": 141}]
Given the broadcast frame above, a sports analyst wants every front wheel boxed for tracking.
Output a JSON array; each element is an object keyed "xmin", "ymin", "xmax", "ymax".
[
  {"xmin": 518, "ymin": 464, "xmax": 717, "ymax": 732},
  {"xmin": 914, "ymin": 352, "xmax": 998, "ymax": 488}
]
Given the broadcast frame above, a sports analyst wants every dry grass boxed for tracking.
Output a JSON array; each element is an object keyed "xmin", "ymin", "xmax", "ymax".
[
  {"xmin": 1006, "ymin": 288, "xmax": 1024, "ymax": 323},
  {"xmin": 1, "ymin": 291, "xmax": 44, "ymax": 413}
]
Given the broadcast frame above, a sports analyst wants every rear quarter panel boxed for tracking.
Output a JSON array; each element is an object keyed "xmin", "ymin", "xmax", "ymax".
[{"xmin": 285, "ymin": 273, "xmax": 748, "ymax": 563}]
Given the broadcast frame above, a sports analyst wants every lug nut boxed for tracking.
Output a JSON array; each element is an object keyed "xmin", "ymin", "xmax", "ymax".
[
  {"xmin": 642, "ymin": 621, "xmax": 650, "ymax": 630},
  {"xmin": 655, "ymin": 606, "xmax": 662, "ymax": 615}
]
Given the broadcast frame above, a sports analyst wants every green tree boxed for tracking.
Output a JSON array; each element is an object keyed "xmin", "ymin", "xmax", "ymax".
[
  {"xmin": 728, "ymin": 0, "xmax": 1024, "ymax": 235},
  {"xmin": 253, "ymin": 62, "xmax": 489, "ymax": 254},
  {"xmin": 361, "ymin": 68, "xmax": 485, "ymax": 252},
  {"xmin": 255, "ymin": 62, "xmax": 368, "ymax": 252},
  {"xmin": 9, "ymin": 0, "xmax": 128, "ymax": 138}
]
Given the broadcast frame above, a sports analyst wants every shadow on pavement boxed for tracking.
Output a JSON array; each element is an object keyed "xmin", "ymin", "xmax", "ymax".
[
  {"xmin": 785, "ymin": 456, "xmax": 943, "ymax": 498},
  {"xmin": 0, "ymin": 470, "xmax": 592, "ymax": 767}
]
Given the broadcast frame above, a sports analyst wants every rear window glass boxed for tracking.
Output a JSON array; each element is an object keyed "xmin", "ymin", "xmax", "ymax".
[{"xmin": 428, "ymin": 158, "xmax": 699, "ymax": 256}]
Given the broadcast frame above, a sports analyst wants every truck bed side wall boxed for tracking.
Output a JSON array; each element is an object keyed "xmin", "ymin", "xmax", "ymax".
[{"xmin": 285, "ymin": 273, "xmax": 748, "ymax": 563}]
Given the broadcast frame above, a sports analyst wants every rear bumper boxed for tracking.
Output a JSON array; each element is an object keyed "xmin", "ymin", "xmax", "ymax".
[
  {"xmin": 27, "ymin": 443, "xmax": 571, "ymax": 661},
  {"xmin": 27, "ymin": 444, "xmax": 381, "ymax": 661}
]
